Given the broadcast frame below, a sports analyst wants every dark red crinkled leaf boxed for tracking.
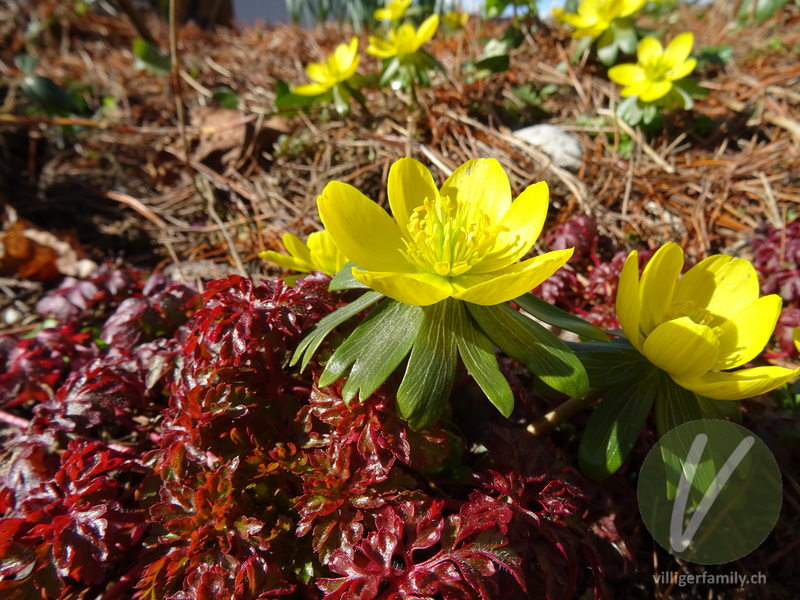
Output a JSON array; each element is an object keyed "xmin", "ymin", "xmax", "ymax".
[
  {"xmin": 0, "ymin": 324, "xmax": 97, "ymax": 407},
  {"xmin": 1, "ymin": 440, "xmax": 146, "ymax": 591},
  {"xmin": 35, "ymin": 264, "xmax": 143, "ymax": 323},
  {"xmin": 318, "ymin": 499, "xmax": 523, "ymax": 600}
]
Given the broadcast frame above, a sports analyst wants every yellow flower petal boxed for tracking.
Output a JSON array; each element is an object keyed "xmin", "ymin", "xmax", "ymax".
[
  {"xmin": 639, "ymin": 242, "xmax": 684, "ymax": 335},
  {"xmin": 259, "ymin": 250, "xmax": 312, "ymax": 273},
  {"xmin": 332, "ymin": 38, "xmax": 360, "ymax": 80},
  {"xmin": 619, "ymin": 81, "xmax": 650, "ymax": 98},
  {"xmin": 666, "ymin": 57, "xmax": 696, "ymax": 81},
  {"xmin": 366, "ymin": 37, "xmax": 397, "ymax": 59},
  {"xmin": 558, "ymin": 11, "xmax": 594, "ymax": 30},
  {"xmin": 473, "ymin": 181, "xmax": 549, "ymax": 273},
  {"xmin": 574, "ymin": 23, "xmax": 610, "ymax": 39},
  {"xmin": 637, "ymin": 37, "xmax": 664, "ymax": 65},
  {"xmin": 292, "ymin": 83, "xmax": 328, "ymax": 96},
  {"xmin": 439, "ymin": 159, "xmax": 511, "ymax": 227},
  {"xmin": 318, "ymin": 181, "xmax": 409, "ymax": 273},
  {"xmin": 672, "ymin": 254, "xmax": 761, "ymax": 324},
  {"xmin": 451, "ymin": 249, "xmax": 573, "ymax": 306},
  {"xmin": 663, "ymin": 32, "xmax": 694, "ymax": 68},
  {"xmin": 713, "ymin": 295, "xmax": 782, "ymax": 370},
  {"xmin": 616, "ymin": 251, "xmax": 643, "ymax": 350},
  {"xmin": 388, "ymin": 157, "xmax": 440, "ymax": 240},
  {"xmin": 639, "ymin": 80, "xmax": 673, "ymax": 102},
  {"xmin": 620, "ymin": 0, "xmax": 647, "ymax": 17},
  {"xmin": 794, "ymin": 328, "xmax": 800, "ymax": 353},
  {"xmin": 305, "ymin": 63, "xmax": 328, "ymax": 84},
  {"xmin": 608, "ymin": 64, "xmax": 646, "ymax": 87},
  {"xmin": 643, "ymin": 317, "xmax": 720, "ymax": 379},
  {"xmin": 675, "ymin": 366, "xmax": 800, "ymax": 401},
  {"xmin": 307, "ymin": 231, "xmax": 347, "ymax": 276},
  {"xmin": 416, "ymin": 14, "xmax": 440, "ymax": 46},
  {"xmin": 353, "ymin": 269, "xmax": 452, "ymax": 306},
  {"xmin": 282, "ymin": 233, "xmax": 313, "ymax": 266}
]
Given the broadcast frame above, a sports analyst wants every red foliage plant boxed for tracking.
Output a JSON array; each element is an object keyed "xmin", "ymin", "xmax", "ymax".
[{"xmin": 0, "ymin": 266, "xmax": 629, "ymax": 600}]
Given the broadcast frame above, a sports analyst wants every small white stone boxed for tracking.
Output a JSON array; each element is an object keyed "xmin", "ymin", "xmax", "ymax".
[
  {"xmin": 513, "ymin": 124, "xmax": 584, "ymax": 170},
  {"xmin": 3, "ymin": 307, "xmax": 22, "ymax": 326}
]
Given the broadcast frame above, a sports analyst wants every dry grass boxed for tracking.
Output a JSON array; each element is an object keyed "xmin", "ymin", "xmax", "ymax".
[{"xmin": 1, "ymin": 0, "xmax": 799, "ymax": 290}]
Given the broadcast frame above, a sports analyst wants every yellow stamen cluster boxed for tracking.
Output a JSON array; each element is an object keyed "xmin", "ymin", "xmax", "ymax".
[
  {"xmin": 400, "ymin": 196, "xmax": 496, "ymax": 277},
  {"xmin": 664, "ymin": 301, "xmax": 716, "ymax": 329}
]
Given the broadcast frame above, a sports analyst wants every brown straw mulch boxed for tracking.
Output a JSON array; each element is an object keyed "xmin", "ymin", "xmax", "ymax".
[{"xmin": 1, "ymin": 1, "xmax": 798, "ymax": 308}]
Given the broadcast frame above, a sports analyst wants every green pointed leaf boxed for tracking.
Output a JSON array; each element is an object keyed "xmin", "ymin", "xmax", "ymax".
[
  {"xmin": 275, "ymin": 79, "xmax": 319, "ymax": 110},
  {"xmin": 514, "ymin": 293, "xmax": 609, "ymax": 342},
  {"xmin": 452, "ymin": 301, "xmax": 514, "ymax": 417},
  {"xmin": 212, "ymin": 87, "xmax": 239, "ymax": 109},
  {"xmin": 610, "ymin": 18, "xmax": 638, "ymax": 55},
  {"xmin": 572, "ymin": 35, "xmax": 594, "ymax": 61},
  {"xmin": 21, "ymin": 76, "xmax": 75, "ymax": 117},
  {"xmin": 694, "ymin": 45, "xmax": 733, "ymax": 66},
  {"xmin": 501, "ymin": 25, "xmax": 525, "ymax": 50},
  {"xmin": 328, "ymin": 263, "xmax": 370, "ymax": 291},
  {"xmin": 596, "ymin": 29, "xmax": 618, "ymax": 66},
  {"xmin": 642, "ymin": 102, "xmax": 659, "ymax": 124},
  {"xmin": 332, "ymin": 84, "xmax": 351, "ymax": 116},
  {"xmin": 655, "ymin": 375, "xmax": 745, "ymax": 496},
  {"xmin": 698, "ymin": 396, "xmax": 742, "ymax": 423},
  {"xmin": 15, "ymin": 55, "xmax": 38, "ymax": 76},
  {"xmin": 579, "ymin": 372, "xmax": 659, "ymax": 480},
  {"xmin": 616, "ymin": 95, "xmax": 643, "ymax": 126},
  {"xmin": 568, "ymin": 337, "xmax": 649, "ymax": 387},
  {"xmin": 474, "ymin": 53, "xmax": 510, "ymax": 74},
  {"xmin": 654, "ymin": 373, "xmax": 704, "ymax": 438},
  {"xmin": 655, "ymin": 418, "xmax": 748, "ymax": 505},
  {"xmin": 320, "ymin": 300, "xmax": 423, "ymax": 404},
  {"xmin": 467, "ymin": 303, "xmax": 588, "ymax": 399},
  {"xmin": 673, "ymin": 78, "xmax": 709, "ymax": 99},
  {"xmin": 736, "ymin": 0, "xmax": 789, "ymax": 25},
  {"xmin": 133, "ymin": 38, "xmax": 171, "ymax": 75},
  {"xmin": 397, "ymin": 300, "xmax": 459, "ymax": 430},
  {"xmin": 291, "ymin": 291, "xmax": 383, "ymax": 370},
  {"xmin": 379, "ymin": 57, "xmax": 401, "ymax": 87},
  {"xmin": 670, "ymin": 84, "xmax": 694, "ymax": 110}
]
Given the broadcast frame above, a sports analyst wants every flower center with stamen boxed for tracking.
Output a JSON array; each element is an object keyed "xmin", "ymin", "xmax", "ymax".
[
  {"xmin": 644, "ymin": 57, "xmax": 672, "ymax": 82},
  {"xmin": 400, "ymin": 196, "xmax": 496, "ymax": 277},
  {"xmin": 662, "ymin": 300, "xmax": 724, "ymax": 337}
]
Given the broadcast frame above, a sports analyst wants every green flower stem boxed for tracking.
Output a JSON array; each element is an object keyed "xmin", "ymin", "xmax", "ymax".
[{"xmin": 526, "ymin": 389, "xmax": 601, "ymax": 437}]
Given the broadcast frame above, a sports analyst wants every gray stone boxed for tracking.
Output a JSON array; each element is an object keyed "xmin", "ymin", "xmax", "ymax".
[{"xmin": 513, "ymin": 124, "xmax": 584, "ymax": 170}]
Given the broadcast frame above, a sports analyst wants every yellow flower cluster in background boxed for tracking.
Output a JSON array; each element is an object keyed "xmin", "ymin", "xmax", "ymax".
[
  {"xmin": 442, "ymin": 8, "xmax": 468, "ymax": 30},
  {"xmin": 609, "ymin": 33, "xmax": 697, "ymax": 102},
  {"xmin": 292, "ymin": 37, "xmax": 360, "ymax": 97},
  {"xmin": 617, "ymin": 242, "xmax": 799, "ymax": 400},
  {"xmin": 374, "ymin": 0, "xmax": 412, "ymax": 22},
  {"xmin": 367, "ymin": 15, "xmax": 440, "ymax": 61},
  {"xmin": 553, "ymin": 0, "xmax": 645, "ymax": 39}
]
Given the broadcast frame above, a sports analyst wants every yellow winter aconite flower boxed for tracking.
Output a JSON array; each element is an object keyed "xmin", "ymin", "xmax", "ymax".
[
  {"xmin": 553, "ymin": 0, "xmax": 645, "ymax": 39},
  {"xmin": 259, "ymin": 230, "xmax": 347, "ymax": 276},
  {"xmin": 367, "ymin": 15, "xmax": 439, "ymax": 60},
  {"xmin": 317, "ymin": 157, "xmax": 573, "ymax": 306},
  {"xmin": 292, "ymin": 38, "xmax": 360, "ymax": 97},
  {"xmin": 608, "ymin": 33, "xmax": 697, "ymax": 102},
  {"xmin": 374, "ymin": 0, "xmax": 412, "ymax": 22},
  {"xmin": 616, "ymin": 242, "xmax": 800, "ymax": 400},
  {"xmin": 442, "ymin": 9, "xmax": 469, "ymax": 29}
]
